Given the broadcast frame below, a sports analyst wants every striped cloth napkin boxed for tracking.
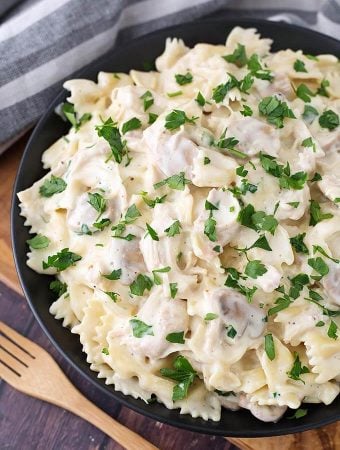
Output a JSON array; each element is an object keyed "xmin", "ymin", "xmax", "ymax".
[{"xmin": 0, "ymin": 0, "xmax": 339, "ymax": 152}]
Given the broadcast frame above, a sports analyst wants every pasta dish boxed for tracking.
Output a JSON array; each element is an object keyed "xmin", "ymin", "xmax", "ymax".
[{"xmin": 18, "ymin": 27, "xmax": 340, "ymax": 422}]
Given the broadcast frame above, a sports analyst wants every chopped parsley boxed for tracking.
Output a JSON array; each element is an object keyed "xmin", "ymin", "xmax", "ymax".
[
  {"xmin": 308, "ymin": 257, "xmax": 329, "ymax": 281},
  {"xmin": 215, "ymin": 132, "xmax": 247, "ymax": 159},
  {"xmin": 102, "ymin": 347, "xmax": 109, "ymax": 356},
  {"xmin": 148, "ymin": 112, "xmax": 158, "ymax": 124},
  {"xmin": 175, "ymin": 72, "xmax": 193, "ymax": 85},
  {"xmin": 237, "ymin": 203, "xmax": 278, "ymax": 235},
  {"xmin": 164, "ymin": 220, "xmax": 181, "ymax": 237},
  {"xmin": 260, "ymin": 154, "xmax": 307, "ymax": 190},
  {"xmin": 327, "ymin": 321, "xmax": 338, "ymax": 340},
  {"xmin": 93, "ymin": 218, "xmax": 111, "ymax": 230},
  {"xmin": 39, "ymin": 176, "xmax": 67, "ymax": 197},
  {"xmin": 27, "ymin": 234, "xmax": 50, "ymax": 249},
  {"xmin": 268, "ymin": 296, "xmax": 292, "ymax": 316},
  {"xmin": 226, "ymin": 325, "xmax": 237, "ymax": 338},
  {"xmin": 302, "ymin": 137, "xmax": 316, "ymax": 152},
  {"xmin": 103, "ymin": 291, "xmax": 119, "ymax": 302},
  {"xmin": 204, "ymin": 313, "xmax": 218, "ymax": 321},
  {"xmin": 293, "ymin": 59, "xmax": 307, "ymax": 73},
  {"xmin": 245, "ymin": 260, "xmax": 267, "ymax": 279},
  {"xmin": 160, "ymin": 355, "xmax": 197, "ymax": 401},
  {"xmin": 49, "ymin": 280, "xmax": 67, "ymax": 297},
  {"xmin": 42, "ymin": 248, "xmax": 82, "ymax": 272},
  {"xmin": 62, "ymin": 102, "xmax": 91, "ymax": 131},
  {"xmin": 204, "ymin": 156, "xmax": 211, "ymax": 165},
  {"xmin": 288, "ymin": 408, "xmax": 308, "ymax": 419},
  {"xmin": 309, "ymin": 200, "xmax": 333, "ymax": 226},
  {"xmin": 224, "ymin": 267, "xmax": 257, "ymax": 302},
  {"xmin": 204, "ymin": 213, "xmax": 217, "ymax": 242},
  {"xmin": 195, "ymin": 91, "xmax": 206, "ymax": 107},
  {"xmin": 121, "ymin": 117, "xmax": 142, "ymax": 134},
  {"xmin": 111, "ymin": 204, "xmax": 141, "ymax": 240},
  {"xmin": 212, "ymin": 73, "xmax": 239, "ymax": 103},
  {"xmin": 240, "ymin": 104, "xmax": 253, "ymax": 117},
  {"xmin": 319, "ymin": 109, "xmax": 339, "ymax": 130},
  {"xmin": 154, "ymin": 172, "xmax": 190, "ymax": 191},
  {"xmin": 95, "ymin": 118, "xmax": 126, "ymax": 164},
  {"xmin": 264, "ymin": 333, "xmax": 275, "ymax": 360},
  {"xmin": 258, "ymin": 96, "xmax": 295, "ymax": 128},
  {"xmin": 152, "ymin": 266, "xmax": 171, "ymax": 285},
  {"xmin": 140, "ymin": 90, "xmax": 154, "ymax": 111},
  {"xmin": 88, "ymin": 192, "xmax": 107, "ymax": 220},
  {"xmin": 140, "ymin": 192, "xmax": 167, "ymax": 208},
  {"xmin": 130, "ymin": 318, "xmax": 154, "ymax": 338},
  {"xmin": 130, "ymin": 274, "xmax": 153, "ymax": 296},
  {"xmin": 302, "ymin": 105, "xmax": 319, "ymax": 124},
  {"xmin": 247, "ymin": 54, "xmax": 273, "ymax": 80},
  {"xmin": 287, "ymin": 352, "xmax": 309, "ymax": 383},
  {"xmin": 317, "ymin": 79, "xmax": 330, "ymax": 97},
  {"xmin": 290, "ymin": 233, "xmax": 309, "ymax": 254},
  {"xmin": 223, "ymin": 43, "xmax": 247, "ymax": 67},
  {"xmin": 169, "ymin": 282, "xmax": 178, "ymax": 299},
  {"xmin": 164, "ymin": 110, "xmax": 198, "ymax": 130},
  {"xmin": 296, "ymin": 84, "xmax": 314, "ymax": 102},
  {"xmin": 166, "ymin": 331, "xmax": 185, "ymax": 344},
  {"xmin": 167, "ymin": 90, "xmax": 183, "ymax": 98},
  {"xmin": 313, "ymin": 245, "xmax": 339, "ymax": 264},
  {"xmin": 102, "ymin": 269, "xmax": 122, "ymax": 280},
  {"xmin": 145, "ymin": 223, "xmax": 159, "ymax": 241}
]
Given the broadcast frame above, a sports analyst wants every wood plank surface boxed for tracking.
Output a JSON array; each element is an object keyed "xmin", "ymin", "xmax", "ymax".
[{"xmin": 0, "ymin": 133, "xmax": 339, "ymax": 450}]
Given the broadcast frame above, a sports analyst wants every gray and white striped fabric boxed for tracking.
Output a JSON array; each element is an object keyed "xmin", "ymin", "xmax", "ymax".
[{"xmin": 0, "ymin": 0, "xmax": 339, "ymax": 153}]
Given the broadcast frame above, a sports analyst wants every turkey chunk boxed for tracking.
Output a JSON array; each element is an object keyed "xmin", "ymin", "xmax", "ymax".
[
  {"xmin": 225, "ymin": 114, "xmax": 280, "ymax": 157},
  {"xmin": 239, "ymin": 394, "xmax": 287, "ymax": 422}
]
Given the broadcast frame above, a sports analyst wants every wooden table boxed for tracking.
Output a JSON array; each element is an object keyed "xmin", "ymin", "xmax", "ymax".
[{"xmin": 0, "ymin": 133, "xmax": 339, "ymax": 450}]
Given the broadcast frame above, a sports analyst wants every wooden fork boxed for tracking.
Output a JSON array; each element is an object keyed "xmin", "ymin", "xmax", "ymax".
[{"xmin": 0, "ymin": 321, "xmax": 158, "ymax": 450}]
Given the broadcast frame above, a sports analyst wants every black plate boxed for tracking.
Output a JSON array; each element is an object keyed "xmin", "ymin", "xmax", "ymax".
[{"xmin": 12, "ymin": 18, "xmax": 340, "ymax": 437}]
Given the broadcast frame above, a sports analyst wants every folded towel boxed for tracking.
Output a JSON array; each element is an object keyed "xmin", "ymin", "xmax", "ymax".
[{"xmin": 0, "ymin": 0, "xmax": 339, "ymax": 152}]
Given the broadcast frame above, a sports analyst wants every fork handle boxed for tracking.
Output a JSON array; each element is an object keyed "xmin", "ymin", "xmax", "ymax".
[{"xmin": 65, "ymin": 390, "xmax": 158, "ymax": 450}]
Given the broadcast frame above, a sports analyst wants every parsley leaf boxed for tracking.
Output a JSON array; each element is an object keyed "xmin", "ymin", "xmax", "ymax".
[
  {"xmin": 264, "ymin": 334, "xmax": 275, "ymax": 360},
  {"xmin": 27, "ymin": 234, "xmax": 50, "ymax": 249},
  {"xmin": 308, "ymin": 257, "xmax": 329, "ymax": 281},
  {"xmin": 195, "ymin": 91, "xmax": 206, "ymax": 107},
  {"xmin": 130, "ymin": 274, "xmax": 153, "ymax": 296},
  {"xmin": 111, "ymin": 204, "xmax": 141, "ymax": 240},
  {"xmin": 258, "ymin": 96, "xmax": 296, "ymax": 128},
  {"xmin": 95, "ymin": 118, "xmax": 126, "ymax": 163},
  {"xmin": 42, "ymin": 248, "xmax": 82, "ymax": 271},
  {"xmin": 212, "ymin": 73, "xmax": 239, "ymax": 103},
  {"xmin": 313, "ymin": 245, "xmax": 339, "ymax": 263},
  {"xmin": 102, "ymin": 269, "xmax": 122, "ymax": 280},
  {"xmin": 251, "ymin": 210, "xmax": 278, "ymax": 234},
  {"xmin": 49, "ymin": 280, "xmax": 67, "ymax": 297},
  {"xmin": 302, "ymin": 137, "xmax": 316, "ymax": 152},
  {"xmin": 293, "ymin": 59, "xmax": 307, "ymax": 73},
  {"xmin": 247, "ymin": 54, "xmax": 273, "ymax": 80},
  {"xmin": 145, "ymin": 223, "xmax": 159, "ymax": 241},
  {"xmin": 204, "ymin": 313, "xmax": 218, "ymax": 321},
  {"xmin": 169, "ymin": 282, "xmax": 178, "ymax": 299},
  {"xmin": 260, "ymin": 154, "xmax": 307, "ymax": 190},
  {"xmin": 167, "ymin": 91, "xmax": 182, "ymax": 98},
  {"xmin": 175, "ymin": 72, "xmax": 193, "ymax": 85},
  {"xmin": 104, "ymin": 291, "xmax": 119, "ymax": 302},
  {"xmin": 140, "ymin": 91, "xmax": 154, "ymax": 111},
  {"xmin": 268, "ymin": 296, "xmax": 292, "ymax": 316},
  {"xmin": 290, "ymin": 233, "xmax": 309, "ymax": 254},
  {"xmin": 302, "ymin": 105, "xmax": 319, "ymax": 124},
  {"xmin": 93, "ymin": 218, "xmax": 111, "ymax": 230},
  {"xmin": 88, "ymin": 192, "xmax": 107, "ymax": 220},
  {"xmin": 152, "ymin": 266, "xmax": 171, "ymax": 285},
  {"xmin": 223, "ymin": 43, "xmax": 247, "ymax": 67},
  {"xmin": 130, "ymin": 318, "xmax": 154, "ymax": 338},
  {"xmin": 248, "ymin": 235, "xmax": 272, "ymax": 251},
  {"xmin": 239, "ymin": 73, "xmax": 254, "ymax": 94},
  {"xmin": 102, "ymin": 347, "xmax": 109, "ymax": 355},
  {"xmin": 141, "ymin": 192, "xmax": 167, "ymax": 208},
  {"xmin": 160, "ymin": 355, "xmax": 197, "ymax": 401},
  {"xmin": 39, "ymin": 176, "xmax": 67, "ymax": 197},
  {"xmin": 224, "ymin": 267, "xmax": 257, "ymax": 302},
  {"xmin": 288, "ymin": 408, "xmax": 308, "ymax": 419},
  {"xmin": 204, "ymin": 213, "xmax": 217, "ymax": 242},
  {"xmin": 226, "ymin": 325, "xmax": 237, "ymax": 338},
  {"xmin": 245, "ymin": 260, "xmax": 267, "ymax": 279},
  {"xmin": 309, "ymin": 200, "xmax": 333, "ymax": 226},
  {"xmin": 154, "ymin": 172, "xmax": 190, "ymax": 191},
  {"xmin": 122, "ymin": 117, "xmax": 142, "ymax": 134},
  {"xmin": 166, "ymin": 331, "xmax": 185, "ymax": 344},
  {"xmin": 164, "ymin": 110, "xmax": 198, "ymax": 130},
  {"xmin": 328, "ymin": 321, "xmax": 338, "ymax": 340},
  {"xmin": 215, "ymin": 132, "xmax": 247, "ymax": 159},
  {"xmin": 148, "ymin": 112, "xmax": 158, "ymax": 124},
  {"xmin": 62, "ymin": 102, "xmax": 91, "ymax": 131},
  {"xmin": 164, "ymin": 220, "xmax": 181, "ymax": 237},
  {"xmin": 287, "ymin": 352, "xmax": 309, "ymax": 383},
  {"xmin": 319, "ymin": 109, "xmax": 339, "ymax": 130},
  {"xmin": 296, "ymin": 84, "xmax": 314, "ymax": 102},
  {"xmin": 316, "ymin": 79, "xmax": 330, "ymax": 97},
  {"xmin": 240, "ymin": 104, "xmax": 253, "ymax": 117}
]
